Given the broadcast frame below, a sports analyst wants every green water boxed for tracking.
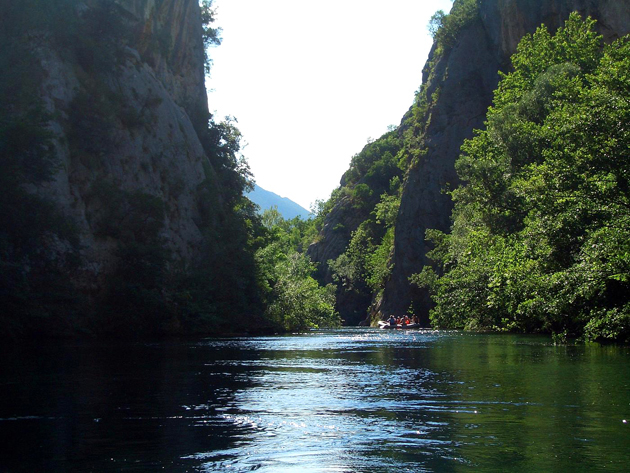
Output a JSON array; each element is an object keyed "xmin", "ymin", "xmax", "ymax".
[{"xmin": 0, "ymin": 329, "xmax": 628, "ymax": 472}]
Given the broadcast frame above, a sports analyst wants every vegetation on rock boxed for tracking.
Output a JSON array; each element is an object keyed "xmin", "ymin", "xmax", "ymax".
[
  {"xmin": 312, "ymin": 130, "xmax": 404, "ymax": 322},
  {"xmin": 428, "ymin": 0, "xmax": 479, "ymax": 55},
  {"xmin": 0, "ymin": 0, "xmax": 339, "ymax": 339},
  {"xmin": 4, "ymin": 2, "xmax": 628, "ymax": 342},
  {"xmin": 413, "ymin": 14, "xmax": 630, "ymax": 342}
]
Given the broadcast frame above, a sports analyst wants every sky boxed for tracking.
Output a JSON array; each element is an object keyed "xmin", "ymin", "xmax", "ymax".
[{"xmin": 206, "ymin": 0, "xmax": 454, "ymax": 210}]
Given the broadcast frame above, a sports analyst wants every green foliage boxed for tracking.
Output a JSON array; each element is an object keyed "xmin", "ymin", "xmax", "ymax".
[
  {"xmin": 428, "ymin": 0, "xmax": 479, "ymax": 54},
  {"xmin": 342, "ymin": 130, "xmax": 403, "ymax": 193},
  {"xmin": 311, "ymin": 128, "xmax": 404, "ymax": 320},
  {"xmin": 260, "ymin": 251, "xmax": 339, "ymax": 332},
  {"xmin": 428, "ymin": 10, "xmax": 447, "ymax": 39},
  {"xmin": 329, "ymin": 189, "xmax": 400, "ymax": 300},
  {"xmin": 200, "ymin": 117, "xmax": 254, "ymax": 204},
  {"xmin": 173, "ymin": 207, "xmax": 266, "ymax": 335},
  {"xmin": 374, "ymin": 191, "xmax": 400, "ymax": 227},
  {"xmin": 418, "ymin": 14, "xmax": 630, "ymax": 342},
  {"xmin": 200, "ymin": 0, "xmax": 222, "ymax": 75},
  {"xmin": 351, "ymin": 183, "xmax": 373, "ymax": 209},
  {"xmin": 365, "ymin": 227, "xmax": 395, "ymax": 292},
  {"xmin": 303, "ymin": 188, "xmax": 346, "ymax": 245},
  {"xmin": 329, "ymin": 222, "xmax": 373, "ymax": 292},
  {"xmin": 256, "ymin": 209, "xmax": 340, "ymax": 331},
  {"xmin": 261, "ymin": 207, "xmax": 314, "ymax": 253},
  {"xmin": 187, "ymin": 117, "xmax": 260, "ymax": 328}
]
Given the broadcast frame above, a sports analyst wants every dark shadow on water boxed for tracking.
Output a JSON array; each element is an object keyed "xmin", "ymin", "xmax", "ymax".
[{"xmin": 0, "ymin": 340, "xmax": 259, "ymax": 472}]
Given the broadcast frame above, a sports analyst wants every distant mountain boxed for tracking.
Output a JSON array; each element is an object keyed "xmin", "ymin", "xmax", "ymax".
[{"xmin": 247, "ymin": 185, "xmax": 311, "ymax": 220}]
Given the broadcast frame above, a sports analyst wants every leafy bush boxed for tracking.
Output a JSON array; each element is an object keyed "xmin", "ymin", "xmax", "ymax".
[
  {"xmin": 262, "ymin": 252, "xmax": 339, "ymax": 332},
  {"xmin": 428, "ymin": 0, "xmax": 480, "ymax": 54},
  {"xmin": 351, "ymin": 183, "xmax": 373, "ymax": 209},
  {"xmin": 329, "ymin": 190, "xmax": 400, "ymax": 301},
  {"xmin": 417, "ymin": 14, "xmax": 630, "ymax": 342},
  {"xmin": 256, "ymin": 210, "xmax": 340, "ymax": 331}
]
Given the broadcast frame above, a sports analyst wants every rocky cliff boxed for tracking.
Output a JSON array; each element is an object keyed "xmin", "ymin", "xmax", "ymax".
[
  {"xmin": 308, "ymin": 0, "xmax": 630, "ymax": 324},
  {"xmin": 39, "ymin": 0, "xmax": 209, "ymax": 285},
  {"xmin": 307, "ymin": 193, "xmax": 374, "ymax": 325},
  {"xmin": 381, "ymin": 0, "xmax": 630, "ymax": 322},
  {"xmin": 1, "ymin": 0, "xmax": 259, "ymax": 336}
]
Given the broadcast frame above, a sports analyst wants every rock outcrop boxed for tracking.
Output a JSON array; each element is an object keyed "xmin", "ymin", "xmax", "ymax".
[
  {"xmin": 307, "ymin": 194, "xmax": 373, "ymax": 325},
  {"xmin": 379, "ymin": 0, "xmax": 630, "ymax": 322},
  {"xmin": 306, "ymin": 0, "xmax": 630, "ymax": 325},
  {"xmin": 36, "ymin": 0, "xmax": 212, "ymax": 292}
]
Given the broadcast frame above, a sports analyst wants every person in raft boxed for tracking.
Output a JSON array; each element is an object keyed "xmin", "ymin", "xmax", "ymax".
[{"xmin": 388, "ymin": 315, "xmax": 397, "ymax": 326}]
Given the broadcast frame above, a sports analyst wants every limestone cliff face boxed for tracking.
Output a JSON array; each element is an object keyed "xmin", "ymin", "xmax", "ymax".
[
  {"xmin": 38, "ymin": 0, "xmax": 213, "ymax": 292},
  {"xmin": 122, "ymin": 0, "xmax": 208, "ymax": 124},
  {"xmin": 307, "ymin": 195, "xmax": 373, "ymax": 325},
  {"xmin": 307, "ymin": 0, "xmax": 630, "ymax": 325},
  {"xmin": 378, "ymin": 0, "xmax": 630, "ymax": 321}
]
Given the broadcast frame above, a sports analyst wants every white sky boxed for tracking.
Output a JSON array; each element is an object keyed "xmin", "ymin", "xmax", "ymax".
[{"xmin": 206, "ymin": 0, "xmax": 453, "ymax": 210}]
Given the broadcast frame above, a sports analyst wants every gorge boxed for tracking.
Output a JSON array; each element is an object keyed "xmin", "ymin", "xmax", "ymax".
[
  {"xmin": 2, "ymin": 0, "xmax": 629, "ymax": 341},
  {"xmin": 308, "ymin": 0, "xmax": 630, "ymax": 340}
]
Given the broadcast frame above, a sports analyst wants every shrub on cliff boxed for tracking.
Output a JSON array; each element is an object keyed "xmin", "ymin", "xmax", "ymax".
[
  {"xmin": 201, "ymin": 0, "xmax": 222, "ymax": 75},
  {"xmin": 428, "ymin": 0, "xmax": 479, "ymax": 54},
  {"xmin": 415, "ymin": 14, "xmax": 630, "ymax": 342}
]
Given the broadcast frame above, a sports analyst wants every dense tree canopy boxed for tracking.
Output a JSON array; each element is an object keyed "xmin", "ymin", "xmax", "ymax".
[
  {"xmin": 256, "ymin": 208, "xmax": 340, "ymax": 332},
  {"xmin": 324, "ymin": 131, "xmax": 404, "ymax": 321},
  {"xmin": 414, "ymin": 14, "xmax": 630, "ymax": 342}
]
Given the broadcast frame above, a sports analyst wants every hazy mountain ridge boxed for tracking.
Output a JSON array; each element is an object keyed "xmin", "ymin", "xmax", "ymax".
[{"xmin": 247, "ymin": 185, "xmax": 311, "ymax": 220}]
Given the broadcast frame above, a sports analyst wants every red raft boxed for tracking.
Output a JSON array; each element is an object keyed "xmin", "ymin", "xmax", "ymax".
[{"xmin": 377, "ymin": 321, "xmax": 421, "ymax": 330}]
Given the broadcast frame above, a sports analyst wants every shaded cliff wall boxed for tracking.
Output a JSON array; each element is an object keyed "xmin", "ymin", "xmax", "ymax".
[
  {"xmin": 307, "ymin": 194, "xmax": 374, "ymax": 324},
  {"xmin": 378, "ymin": 0, "xmax": 630, "ymax": 321},
  {"xmin": 36, "ymin": 0, "xmax": 212, "ymax": 293}
]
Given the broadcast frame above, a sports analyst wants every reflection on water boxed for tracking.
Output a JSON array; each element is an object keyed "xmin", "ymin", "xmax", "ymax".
[{"xmin": 0, "ymin": 329, "xmax": 628, "ymax": 472}]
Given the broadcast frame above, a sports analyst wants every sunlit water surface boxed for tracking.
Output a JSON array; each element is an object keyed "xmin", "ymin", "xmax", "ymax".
[{"xmin": 1, "ymin": 329, "xmax": 628, "ymax": 472}]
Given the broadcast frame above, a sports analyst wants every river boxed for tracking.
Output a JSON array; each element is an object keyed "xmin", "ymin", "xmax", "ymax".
[{"xmin": 1, "ymin": 328, "xmax": 628, "ymax": 472}]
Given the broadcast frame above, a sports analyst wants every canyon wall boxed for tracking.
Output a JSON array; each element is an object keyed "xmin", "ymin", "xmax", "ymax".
[
  {"xmin": 37, "ymin": 0, "xmax": 211, "ymax": 291},
  {"xmin": 308, "ymin": 0, "xmax": 630, "ymax": 324},
  {"xmin": 1, "ymin": 0, "xmax": 263, "ymax": 336},
  {"xmin": 379, "ymin": 0, "xmax": 630, "ymax": 321}
]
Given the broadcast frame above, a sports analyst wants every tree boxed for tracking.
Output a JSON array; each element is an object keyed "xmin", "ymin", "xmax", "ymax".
[
  {"xmin": 262, "ymin": 252, "xmax": 339, "ymax": 332},
  {"xmin": 415, "ymin": 14, "xmax": 630, "ymax": 342},
  {"xmin": 200, "ymin": 0, "xmax": 222, "ymax": 75},
  {"xmin": 255, "ymin": 209, "xmax": 340, "ymax": 332}
]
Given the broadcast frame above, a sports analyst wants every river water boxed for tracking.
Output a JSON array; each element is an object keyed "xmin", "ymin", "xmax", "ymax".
[{"xmin": 1, "ymin": 328, "xmax": 629, "ymax": 472}]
